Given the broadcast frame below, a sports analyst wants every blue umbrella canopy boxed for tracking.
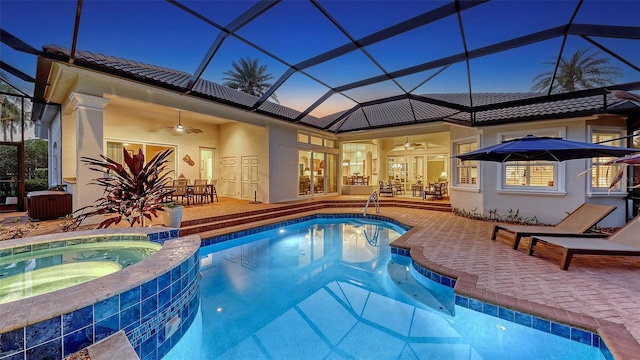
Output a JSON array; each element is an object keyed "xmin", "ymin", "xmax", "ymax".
[{"xmin": 456, "ymin": 135, "xmax": 638, "ymax": 162}]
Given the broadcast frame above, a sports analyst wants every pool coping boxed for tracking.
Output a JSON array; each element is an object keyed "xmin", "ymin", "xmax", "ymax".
[{"xmin": 391, "ymin": 225, "xmax": 640, "ymax": 360}]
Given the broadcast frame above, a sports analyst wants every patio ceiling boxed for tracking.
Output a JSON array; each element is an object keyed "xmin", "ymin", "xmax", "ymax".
[{"xmin": 1, "ymin": 0, "xmax": 639, "ymax": 133}]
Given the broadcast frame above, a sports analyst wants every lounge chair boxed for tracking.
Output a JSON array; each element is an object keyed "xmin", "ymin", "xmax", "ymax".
[
  {"xmin": 528, "ymin": 216, "xmax": 640, "ymax": 270},
  {"xmin": 490, "ymin": 203, "xmax": 616, "ymax": 250}
]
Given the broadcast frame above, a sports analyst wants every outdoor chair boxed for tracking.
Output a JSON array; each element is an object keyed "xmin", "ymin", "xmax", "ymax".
[
  {"xmin": 424, "ymin": 182, "xmax": 445, "ymax": 200},
  {"xmin": 490, "ymin": 203, "xmax": 616, "ymax": 250},
  {"xmin": 379, "ymin": 181, "xmax": 394, "ymax": 196},
  {"xmin": 170, "ymin": 179, "xmax": 190, "ymax": 205},
  {"xmin": 192, "ymin": 179, "xmax": 209, "ymax": 204},
  {"xmin": 210, "ymin": 179, "xmax": 219, "ymax": 202},
  {"xmin": 528, "ymin": 215, "xmax": 640, "ymax": 270}
]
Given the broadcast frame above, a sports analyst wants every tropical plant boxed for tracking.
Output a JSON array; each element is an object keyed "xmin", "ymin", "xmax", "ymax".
[
  {"xmin": 531, "ymin": 48, "xmax": 622, "ymax": 93},
  {"xmin": 74, "ymin": 148, "xmax": 175, "ymax": 228},
  {"xmin": 222, "ymin": 57, "xmax": 278, "ymax": 103},
  {"xmin": 0, "ymin": 82, "xmax": 34, "ymax": 142}
]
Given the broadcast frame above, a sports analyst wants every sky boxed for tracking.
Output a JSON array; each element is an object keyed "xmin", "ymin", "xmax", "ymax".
[{"xmin": 1, "ymin": 0, "xmax": 638, "ymax": 117}]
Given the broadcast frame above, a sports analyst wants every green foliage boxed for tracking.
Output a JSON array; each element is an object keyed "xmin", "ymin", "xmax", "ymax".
[
  {"xmin": 25, "ymin": 179, "xmax": 48, "ymax": 192},
  {"xmin": 222, "ymin": 57, "xmax": 278, "ymax": 103},
  {"xmin": 0, "ymin": 218, "xmax": 37, "ymax": 240},
  {"xmin": 74, "ymin": 147, "xmax": 176, "ymax": 228},
  {"xmin": 454, "ymin": 207, "xmax": 542, "ymax": 225},
  {"xmin": 531, "ymin": 48, "xmax": 622, "ymax": 93}
]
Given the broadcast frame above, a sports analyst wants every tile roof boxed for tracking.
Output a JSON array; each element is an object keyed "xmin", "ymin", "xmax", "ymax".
[{"xmin": 42, "ymin": 46, "xmax": 635, "ymax": 133}]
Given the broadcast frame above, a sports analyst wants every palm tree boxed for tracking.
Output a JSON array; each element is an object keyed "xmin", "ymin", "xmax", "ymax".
[
  {"xmin": 531, "ymin": 48, "xmax": 622, "ymax": 93},
  {"xmin": 0, "ymin": 82, "xmax": 33, "ymax": 141},
  {"xmin": 222, "ymin": 57, "xmax": 278, "ymax": 103}
]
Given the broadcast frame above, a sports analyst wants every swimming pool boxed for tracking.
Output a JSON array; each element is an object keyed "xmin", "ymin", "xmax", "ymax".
[
  {"xmin": 0, "ymin": 238, "xmax": 162, "ymax": 304},
  {"xmin": 165, "ymin": 216, "xmax": 604, "ymax": 359}
]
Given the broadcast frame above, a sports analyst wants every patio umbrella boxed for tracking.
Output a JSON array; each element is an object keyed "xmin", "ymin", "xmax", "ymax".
[{"xmin": 455, "ymin": 135, "xmax": 638, "ymax": 162}]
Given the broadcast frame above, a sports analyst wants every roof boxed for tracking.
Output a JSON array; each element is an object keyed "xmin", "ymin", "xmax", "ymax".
[
  {"xmin": 38, "ymin": 45, "xmax": 636, "ymax": 133},
  {"xmin": 2, "ymin": 1, "xmax": 638, "ymax": 133}
]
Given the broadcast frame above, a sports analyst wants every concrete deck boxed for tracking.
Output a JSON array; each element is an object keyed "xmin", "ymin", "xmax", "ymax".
[{"xmin": 2, "ymin": 195, "xmax": 639, "ymax": 359}]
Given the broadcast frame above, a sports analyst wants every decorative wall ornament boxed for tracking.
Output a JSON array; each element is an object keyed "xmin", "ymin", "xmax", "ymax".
[{"xmin": 182, "ymin": 155, "xmax": 195, "ymax": 166}]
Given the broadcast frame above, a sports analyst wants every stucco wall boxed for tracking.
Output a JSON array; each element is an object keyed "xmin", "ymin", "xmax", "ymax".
[
  {"xmin": 105, "ymin": 106, "xmax": 220, "ymax": 182},
  {"xmin": 219, "ymin": 122, "xmax": 268, "ymax": 201},
  {"xmin": 477, "ymin": 119, "xmax": 627, "ymax": 227}
]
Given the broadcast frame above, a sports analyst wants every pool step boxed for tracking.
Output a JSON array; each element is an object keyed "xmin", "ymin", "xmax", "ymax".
[{"xmin": 179, "ymin": 199, "xmax": 450, "ymax": 237}]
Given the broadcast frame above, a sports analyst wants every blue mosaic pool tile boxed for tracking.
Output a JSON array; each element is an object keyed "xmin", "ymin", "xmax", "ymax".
[
  {"xmin": 95, "ymin": 314, "xmax": 119, "ymax": 342},
  {"xmin": 170, "ymin": 229, "xmax": 179, "ymax": 238},
  {"xmin": 157, "ymin": 337, "xmax": 171, "ymax": 359},
  {"xmin": 483, "ymin": 303, "xmax": 498, "ymax": 317},
  {"xmin": 0, "ymin": 248, "xmax": 11, "ymax": 257},
  {"xmin": 142, "ymin": 296, "xmax": 158, "ymax": 314},
  {"xmin": 551, "ymin": 322, "xmax": 571, "ymax": 339},
  {"xmin": 532, "ymin": 317, "xmax": 551, "ymax": 333},
  {"xmin": 454, "ymin": 295, "xmax": 468, "ymax": 307},
  {"xmin": 171, "ymin": 281, "xmax": 182, "ymax": 300},
  {"xmin": 141, "ymin": 279, "xmax": 157, "ymax": 301},
  {"xmin": 123, "ymin": 320, "xmax": 141, "ymax": 335},
  {"xmin": 593, "ymin": 335, "xmax": 601, "ymax": 349},
  {"xmin": 468, "ymin": 298, "xmax": 483, "ymax": 312},
  {"xmin": 571, "ymin": 327, "xmax": 592, "ymax": 345},
  {"xmin": 25, "ymin": 338, "xmax": 61, "ymax": 360},
  {"xmin": 63, "ymin": 326, "xmax": 92, "ymax": 357},
  {"xmin": 159, "ymin": 231, "xmax": 170, "ymax": 241},
  {"xmin": 120, "ymin": 286, "xmax": 141, "ymax": 310},
  {"xmin": 63, "ymin": 305, "xmax": 93, "ymax": 334},
  {"xmin": 514, "ymin": 312, "xmax": 532, "ymax": 327},
  {"xmin": 158, "ymin": 272, "xmax": 171, "ymax": 291},
  {"xmin": 94, "ymin": 296, "xmax": 119, "ymax": 322},
  {"xmin": 142, "ymin": 310, "xmax": 157, "ymax": 324},
  {"xmin": 0, "ymin": 328, "xmax": 24, "ymax": 357},
  {"xmin": 1, "ymin": 353, "xmax": 23, "ymax": 360},
  {"xmin": 429, "ymin": 272, "xmax": 441, "ymax": 283},
  {"xmin": 171, "ymin": 266, "xmax": 182, "ymax": 282},
  {"xmin": 600, "ymin": 341, "xmax": 613, "ymax": 360},
  {"xmin": 180, "ymin": 260, "xmax": 189, "ymax": 276},
  {"xmin": 148, "ymin": 232, "xmax": 159, "ymax": 242},
  {"xmin": 120, "ymin": 305, "xmax": 141, "ymax": 329},
  {"xmin": 498, "ymin": 307, "xmax": 515, "ymax": 322},
  {"xmin": 159, "ymin": 287, "xmax": 172, "ymax": 309},
  {"xmin": 141, "ymin": 333, "xmax": 157, "ymax": 360},
  {"xmin": 26, "ymin": 316, "xmax": 61, "ymax": 348}
]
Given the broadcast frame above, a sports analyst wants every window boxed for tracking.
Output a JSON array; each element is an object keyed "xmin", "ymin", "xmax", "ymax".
[
  {"xmin": 504, "ymin": 161, "xmax": 555, "ymax": 187},
  {"xmin": 500, "ymin": 130, "xmax": 561, "ymax": 190},
  {"xmin": 590, "ymin": 128, "xmax": 625, "ymax": 193},
  {"xmin": 297, "ymin": 133, "xmax": 309, "ymax": 143},
  {"xmin": 310, "ymin": 135, "xmax": 323, "ymax": 146},
  {"xmin": 455, "ymin": 141, "xmax": 478, "ymax": 186},
  {"xmin": 106, "ymin": 141, "xmax": 176, "ymax": 179}
]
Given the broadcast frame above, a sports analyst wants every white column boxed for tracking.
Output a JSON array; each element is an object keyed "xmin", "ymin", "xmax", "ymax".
[{"xmin": 67, "ymin": 92, "xmax": 109, "ymax": 224}]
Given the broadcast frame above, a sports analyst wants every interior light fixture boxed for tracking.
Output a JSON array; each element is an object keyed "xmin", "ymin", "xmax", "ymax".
[
  {"xmin": 174, "ymin": 109, "xmax": 185, "ymax": 131},
  {"xmin": 404, "ymin": 136, "xmax": 409, "ymax": 148}
]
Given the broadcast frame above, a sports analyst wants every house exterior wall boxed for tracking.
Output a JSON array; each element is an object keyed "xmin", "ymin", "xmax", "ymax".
[
  {"xmin": 219, "ymin": 122, "xmax": 268, "ymax": 201},
  {"xmin": 449, "ymin": 126, "xmax": 483, "ymax": 214},
  {"xmin": 475, "ymin": 118, "xmax": 627, "ymax": 227}
]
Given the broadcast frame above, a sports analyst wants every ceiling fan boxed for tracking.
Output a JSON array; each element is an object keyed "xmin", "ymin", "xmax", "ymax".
[{"xmin": 164, "ymin": 109, "xmax": 203, "ymax": 134}]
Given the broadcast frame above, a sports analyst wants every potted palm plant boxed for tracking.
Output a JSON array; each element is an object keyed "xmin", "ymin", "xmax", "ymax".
[{"xmin": 74, "ymin": 148, "xmax": 176, "ymax": 228}]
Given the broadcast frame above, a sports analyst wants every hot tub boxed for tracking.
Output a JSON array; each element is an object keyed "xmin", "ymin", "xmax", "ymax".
[{"xmin": 0, "ymin": 227, "xmax": 200, "ymax": 360}]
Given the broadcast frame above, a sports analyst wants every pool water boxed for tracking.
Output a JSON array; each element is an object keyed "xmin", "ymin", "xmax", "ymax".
[
  {"xmin": 0, "ymin": 241, "xmax": 161, "ymax": 304},
  {"xmin": 165, "ymin": 218, "xmax": 604, "ymax": 359}
]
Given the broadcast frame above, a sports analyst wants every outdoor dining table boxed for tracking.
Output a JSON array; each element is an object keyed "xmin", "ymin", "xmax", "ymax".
[{"xmin": 186, "ymin": 183, "xmax": 218, "ymax": 204}]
